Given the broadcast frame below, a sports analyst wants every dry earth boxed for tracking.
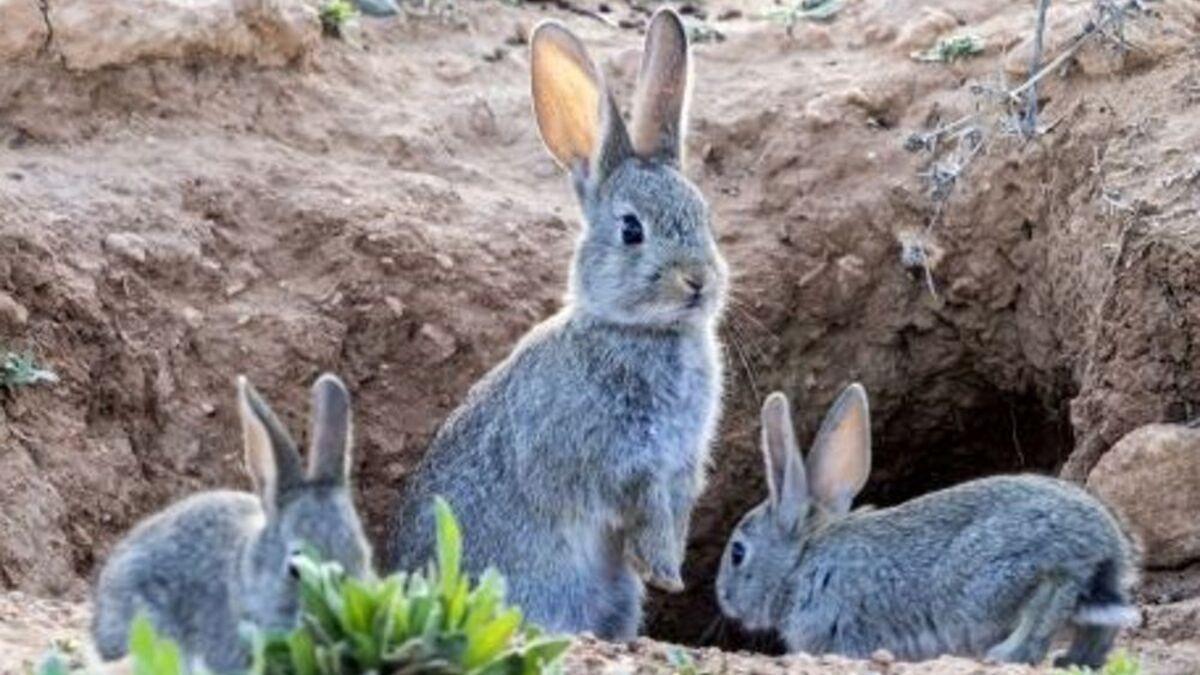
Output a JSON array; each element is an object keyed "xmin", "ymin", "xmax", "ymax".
[{"xmin": 2, "ymin": 0, "xmax": 1200, "ymax": 672}]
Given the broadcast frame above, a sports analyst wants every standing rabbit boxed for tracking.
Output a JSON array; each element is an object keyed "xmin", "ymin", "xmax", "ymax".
[
  {"xmin": 388, "ymin": 8, "xmax": 726, "ymax": 640},
  {"xmin": 717, "ymin": 386, "xmax": 1139, "ymax": 668},
  {"xmin": 92, "ymin": 374, "xmax": 372, "ymax": 672}
]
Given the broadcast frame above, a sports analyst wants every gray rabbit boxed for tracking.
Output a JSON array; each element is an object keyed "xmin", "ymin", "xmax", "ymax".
[
  {"xmin": 92, "ymin": 374, "xmax": 372, "ymax": 672},
  {"xmin": 717, "ymin": 386, "xmax": 1138, "ymax": 668},
  {"xmin": 388, "ymin": 9, "xmax": 725, "ymax": 641}
]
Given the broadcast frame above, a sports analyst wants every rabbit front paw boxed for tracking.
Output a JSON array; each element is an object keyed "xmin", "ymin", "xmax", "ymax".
[{"xmin": 627, "ymin": 534, "xmax": 684, "ymax": 593}]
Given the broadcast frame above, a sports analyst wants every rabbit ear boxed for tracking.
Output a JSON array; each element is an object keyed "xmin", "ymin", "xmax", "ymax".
[
  {"xmin": 307, "ymin": 373, "xmax": 352, "ymax": 484},
  {"xmin": 531, "ymin": 20, "xmax": 631, "ymax": 193},
  {"xmin": 806, "ymin": 383, "xmax": 871, "ymax": 515},
  {"xmin": 629, "ymin": 8, "xmax": 691, "ymax": 165},
  {"xmin": 761, "ymin": 392, "xmax": 808, "ymax": 529},
  {"xmin": 238, "ymin": 376, "xmax": 305, "ymax": 510}
]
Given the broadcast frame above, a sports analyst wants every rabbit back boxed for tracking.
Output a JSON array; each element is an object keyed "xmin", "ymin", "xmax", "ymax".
[
  {"xmin": 92, "ymin": 490, "xmax": 262, "ymax": 671},
  {"xmin": 782, "ymin": 474, "xmax": 1134, "ymax": 660}
]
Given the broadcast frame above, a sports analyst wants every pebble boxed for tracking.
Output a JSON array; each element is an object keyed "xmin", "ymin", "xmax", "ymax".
[
  {"xmin": 355, "ymin": 0, "xmax": 398, "ymax": 17},
  {"xmin": 0, "ymin": 291, "xmax": 29, "ymax": 328}
]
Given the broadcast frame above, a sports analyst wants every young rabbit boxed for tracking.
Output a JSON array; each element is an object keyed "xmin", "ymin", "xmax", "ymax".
[
  {"xmin": 388, "ymin": 9, "xmax": 725, "ymax": 640},
  {"xmin": 92, "ymin": 374, "xmax": 372, "ymax": 672},
  {"xmin": 716, "ymin": 386, "xmax": 1139, "ymax": 668}
]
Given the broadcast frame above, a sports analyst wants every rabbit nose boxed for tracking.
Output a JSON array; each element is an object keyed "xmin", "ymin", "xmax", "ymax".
[{"xmin": 676, "ymin": 269, "xmax": 706, "ymax": 293}]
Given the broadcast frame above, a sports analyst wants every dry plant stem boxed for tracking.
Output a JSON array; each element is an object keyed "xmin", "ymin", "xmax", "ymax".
[
  {"xmin": 1023, "ymin": 0, "xmax": 1052, "ymax": 137},
  {"xmin": 919, "ymin": 0, "xmax": 1140, "ymax": 149}
]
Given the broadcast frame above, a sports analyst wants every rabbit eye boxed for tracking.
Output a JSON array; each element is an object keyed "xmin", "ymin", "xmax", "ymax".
[
  {"xmin": 731, "ymin": 541, "xmax": 746, "ymax": 567},
  {"xmin": 620, "ymin": 214, "xmax": 644, "ymax": 246}
]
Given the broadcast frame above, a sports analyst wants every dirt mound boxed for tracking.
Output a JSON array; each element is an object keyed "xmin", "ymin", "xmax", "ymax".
[{"xmin": 1, "ymin": 0, "xmax": 1200, "ymax": 665}]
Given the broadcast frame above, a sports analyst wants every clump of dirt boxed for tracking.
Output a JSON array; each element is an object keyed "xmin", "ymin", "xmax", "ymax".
[{"xmin": 1, "ymin": 0, "xmax": 1200, "ymax": 669}]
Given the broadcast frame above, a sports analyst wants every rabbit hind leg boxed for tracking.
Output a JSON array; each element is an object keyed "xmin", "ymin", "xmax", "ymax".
[
  {"xmin": 1054, "ymin": 624, "xmax": 1118, "ymax": 670},
  {"xmin": 986, "ymin": 575, "xmax": 1080, "ymax": 665}
]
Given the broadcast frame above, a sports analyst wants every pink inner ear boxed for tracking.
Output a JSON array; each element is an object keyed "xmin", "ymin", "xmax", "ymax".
[
  {"xmin": 531, "ymin": 25, "xmax": 604, "ymax": 170},
  {"xmin": 630, "ymin": 11, "xmax": 689, "ymax": 162}
]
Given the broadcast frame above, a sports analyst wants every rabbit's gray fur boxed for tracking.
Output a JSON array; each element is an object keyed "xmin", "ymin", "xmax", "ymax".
[
  {"xmin": 388, "ymin": 9, "xmax": 725, "ymax": 640},
  {"xmin": 92, "ymin": 374, "xmax": 371, "ymax": 672},
  {"xmin": 717, "ymin": 386, "xmax": 1138, "ymax": 668}
]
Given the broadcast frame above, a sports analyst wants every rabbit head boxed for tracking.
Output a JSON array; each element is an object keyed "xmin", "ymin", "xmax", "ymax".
[
  {"xmin": 530, "ymin": 9, "xmax": 727, "ymax": 329},
  {"xmin": 716, "ymin": 385, "xmax": 871, "ymax": 631},
  {"xmin": 237, "ymin": 373, "xmax": 372, "ymax": 628}
]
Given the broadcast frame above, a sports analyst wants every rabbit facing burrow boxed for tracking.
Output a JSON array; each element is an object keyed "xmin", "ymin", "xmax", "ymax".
[
  {"xmin": 388, "ymin": 8, "xmax": 726, "ymax": 640},
  {"xmin": 91, "ymin": 374, "xmax": 372, "ymax": 673},
  {"xmin": 717, "ymin": 386, "xmax": 1138, "ymax": 669}
]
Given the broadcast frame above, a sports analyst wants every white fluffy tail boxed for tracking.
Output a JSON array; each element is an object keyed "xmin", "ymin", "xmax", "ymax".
[{"xmin": 1073, "ymin": 603, "xmax": 1141, "ymax": 627}]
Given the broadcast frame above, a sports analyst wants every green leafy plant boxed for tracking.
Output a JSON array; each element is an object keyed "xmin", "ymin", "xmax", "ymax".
[
  {"xmin": 128, "ymin": 615, "xmax": 188, "ymax": 675},
  {"xmin": 319, "ymin": 0, "xmax": 358, "ymax": 36},
  {"xmin": 911, "ymin": 34, "xmax": 985, "ymax": 63},
  {"xmin": 1057, "ymin": 650, "xmax": 1143, "ymax": 675},
  {"xmin": 1, "ymin": 351, "xmax": 58, "ymax": 390},
  {"xmin": 250, "ymin": 496, "xmax": 570, "ymax": 674}
]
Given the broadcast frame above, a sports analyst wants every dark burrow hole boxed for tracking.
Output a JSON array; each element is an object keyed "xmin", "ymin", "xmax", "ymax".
[{"xmin": 645, "ymin": 375, "xmax": 1076, "ymax": 653}]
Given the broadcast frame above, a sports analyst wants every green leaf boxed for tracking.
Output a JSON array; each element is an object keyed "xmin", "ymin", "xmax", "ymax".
[
  {"xmin": 464, "ymin": 608, "xmax": 521, "ymax": 669},
  {"xmin": 341, "ymin": 578, "xmax": 375, "ymax": 634},
  {"xmin": 288, "ymin": 630, "xmax": 320, "ymax": 675},
  {"xmin": 128, "ymin": 614, "xmax": 184, "ymax": 675},
  {"xmin": 446, "ymin": 576, "xmax": 471, "ymax": 629},
  {"xmin": 434, "ymin": 496, "xmax": 463, "ymax": 597}
]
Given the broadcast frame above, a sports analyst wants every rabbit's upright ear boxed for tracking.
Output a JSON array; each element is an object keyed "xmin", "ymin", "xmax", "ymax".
[
  {"xmin": 531, "ymin": 21, "xmax": 631, "ymax": 193},
  {"xmin": 761, "ymin": 392, "xmax": 808, "ymax": 530},
  {"xmin": 308, "ymin": 373, "xmax": 352, "ymax": 485},
  {"xmin": 806, "ymin": 383, "xmax": 871, "ymax": 515},
  {"xmin": 238, "ymin": 376, "xmax": 305, "ymax": 510},
  {"xmin": 630, "ymin": 8, "xmax": 691, "ymax": 166}
]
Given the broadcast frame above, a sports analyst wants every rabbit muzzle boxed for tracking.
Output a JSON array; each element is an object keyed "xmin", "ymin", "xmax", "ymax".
[{"xmin": 664, "ymin": 260, "xmax": 721, "ymax": 317}]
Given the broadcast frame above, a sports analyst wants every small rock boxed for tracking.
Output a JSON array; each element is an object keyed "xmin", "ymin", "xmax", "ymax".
[
  {"xmin": 200, "ymin": 402, "xmax": 216, "ymax": 416},
  {"xmin": 355, "ymin": 0, "xmax": 398, "ymax": 17},
  {"xmin": 49, "ymin": 0, "xmax": 320, "ymax": 71},
  {"xmin": 893, "ymin": 7, "xmax": 959, "ymax": 52},
  {"xmin": 0, "ymin": 0, "xmax": 48, "ymax": 62},
  {"xmin": 871, "ymin": 648, "xmax": 895, "ymax": 664},
  {"xmin": 384, "ymin": 296, "xmax": 406, "ymax": 319},
  {"xmin": 0, "ymin": 291, "xmax": 29, "ymax": 328},
  {"xmin": 181, "ymin": 306, "xmax": 203, "ymax": 329},
  {"xmin": 419, "ymin": 323, "xmax": 457, "ymax": 364},
  {"xmin": 434, "ymin": 253, "xmax": 455, "ymax": 270},
  {"xmin": 1087, "ymin": 423, "xmax": 1200, "ymax": 568},
  {"xmin": 103, "ymin": 232, "xmax": 148, "ymax": 264},
  {"xmin": 225, "ymin": 280, "xmax": 247, "ymax": 298}
]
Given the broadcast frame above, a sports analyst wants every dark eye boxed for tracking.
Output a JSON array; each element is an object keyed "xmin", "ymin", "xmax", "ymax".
[
  {"xmin": 620, "ymin": 214, "xmax": 644, "ymax": 246},
  {"xmin": 731, "ymin": 541, "xmax": 746, "ymax": 567}
]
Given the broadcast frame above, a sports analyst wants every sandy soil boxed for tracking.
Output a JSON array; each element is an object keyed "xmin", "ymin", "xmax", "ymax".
[{"xmin": 2, "ymin": 0, "xmax": 1200, "ymax": 671}]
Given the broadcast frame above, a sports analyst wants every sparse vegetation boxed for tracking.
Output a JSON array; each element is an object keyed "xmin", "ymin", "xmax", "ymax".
[
  {"xmin": 1057, "ymin": 650, "xmax": 1143, "ymax": 675},
  {"xmin": 757, "ymin": 0, "xmax": 844, "ymax": 32},
  {"xmin": 1, "ymin": 351, "xmax": 58, "ymax": 390},
  {"xmin": 911, "ymin": 34, "xmax": 986, "ymax": 63},
  {"xmin": 319, "ymin": 0, "xmax": 358, "ymax": 37}
]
